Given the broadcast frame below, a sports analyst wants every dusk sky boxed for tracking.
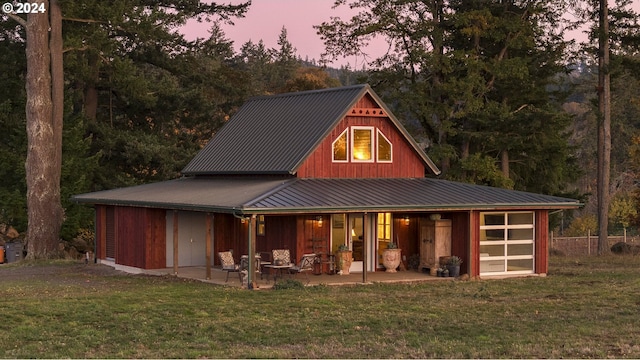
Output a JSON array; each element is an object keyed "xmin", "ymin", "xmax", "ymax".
[
  {"xmin": 183, "ymin": 0, "xmax": 640, "ymax": 68},
  {"xmin": 183, "ymin": 0, "xmax": 388, "ymax": 68}
]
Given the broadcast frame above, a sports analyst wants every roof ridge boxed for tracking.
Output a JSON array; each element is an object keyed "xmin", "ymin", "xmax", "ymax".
[{"xmin": 247, "ymin": 84, "xmax": 368, "ymax": 102}]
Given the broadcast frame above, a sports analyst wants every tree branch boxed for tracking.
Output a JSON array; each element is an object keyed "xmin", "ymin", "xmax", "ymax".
[{"xmin": 6, "ymin": 13, "xmax": 26, "ymax": 27}]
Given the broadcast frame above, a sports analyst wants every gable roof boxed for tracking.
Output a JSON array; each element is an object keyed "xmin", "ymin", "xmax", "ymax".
[
  {"xmin": 73, "ymin": 177, "xmax": 581, "ymax": 214},
  {"xmin": 181, "ymin": 84, "xmax": 440, "ymax": 176}
]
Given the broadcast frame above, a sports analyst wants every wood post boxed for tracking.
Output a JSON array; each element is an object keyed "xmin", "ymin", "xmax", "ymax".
[
  {"xmin": 173, "ymin": 210, "xmax": 178, "ymax": 275},
  {"xmin": 205, "ymin": 213, "xmax": 212, "ymax": 280}
]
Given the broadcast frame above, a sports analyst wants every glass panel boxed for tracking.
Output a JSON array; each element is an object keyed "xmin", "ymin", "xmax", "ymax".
[
  {"xmin": 352, "ymin": 128, "xmax": 372, "ymax": 161},
  {"xmin": 507, "ymin": 259, "xmax": 533, "ymax": 272},
  {"xmin": 482, "ymin": 213, "xmax": 505, "ymax": 226},
  {"xmin": 333, "ymin": 130, "xmax": 347, "ymax": 161},
  {"xmin": 508, "ymin": 212, "xmax": 533, "ymax": 225},
  {"xmin": 377, "ymin": 131, "xmax": 392, "ymax": 161},
  {"xmin": 331, "ymin": 214, "xmax": 346, "ymax": 254},
  {"xmin": 481, "ymin": 229, "xmax": 504, "ymax": 241},
  {"xmin": 508, "ymin": 228, "xmax": 533, "ymax": 241},
  {"xmin": 480, "ymin": 244, "xmax": 504, "ymax": 257},
  {"xmin": 480, "ymin": 260, "xmax": 505, "ymax": 272},
  {"xmin": 508, "ymin": 243, "xmax": 533, "ymax": 256}
]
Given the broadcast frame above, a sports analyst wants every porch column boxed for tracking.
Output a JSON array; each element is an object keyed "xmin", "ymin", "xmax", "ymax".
[
  {"xmin": 362, "ymin": 212, "xmax": 368, "ymax": 284},
  {"xmin": 247, "ymin": 214, "xmax": 256, "ymax": 289},
  {"xmin": 205, "ymin": 213, "xmax": 212, "ymax": 280},
  {"xmin": 173, "ymin": 210, "xmax": 179, "ymax": 275},
  {"xmin": 469, "ymin": 211, "xmax": 480, "ymax": 277}
]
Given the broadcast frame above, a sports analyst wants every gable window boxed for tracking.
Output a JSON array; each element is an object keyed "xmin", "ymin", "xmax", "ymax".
[
  {"xmin": 332, "ymin": 126, "xmax": 394, "ymax": 164},
  {"xmin": 351, "ymin": 127, "xmax": 373, "ymax": 162},
  {"xmin": 377, "ymin": 130, "xmax": 392, "ymax": 162},
  {"xmin": 332, "ymin": 129, "xmax": 348, "ymax": 162}
]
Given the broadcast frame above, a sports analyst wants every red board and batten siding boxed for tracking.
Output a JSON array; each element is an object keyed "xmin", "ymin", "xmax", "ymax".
[
  {"xmin": 95, "ymin": 205, "xmax": 166, "ymax": 269},
  {"xmin": 296, "ymin": 97, "xmax": 427, "ymax": 179},
  {"xmin": 535, "ymin": 210, "xmax": 549, "ymax": 274}
]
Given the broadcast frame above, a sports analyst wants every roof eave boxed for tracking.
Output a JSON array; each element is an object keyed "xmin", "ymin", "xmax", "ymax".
[{"xmin": 240, "ymin": 202, "xmax": 582, "ymax": 215}]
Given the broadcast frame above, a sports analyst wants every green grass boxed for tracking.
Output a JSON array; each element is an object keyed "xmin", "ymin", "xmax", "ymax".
[{"xmin": 1, "ymin": 256, "xmax": 639, "ymax": 358}]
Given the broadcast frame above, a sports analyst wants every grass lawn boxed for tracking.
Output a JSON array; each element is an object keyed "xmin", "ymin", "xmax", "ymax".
[{"xmin": 0, "ymin": 255, "xmax": 639, "ymax": 358}]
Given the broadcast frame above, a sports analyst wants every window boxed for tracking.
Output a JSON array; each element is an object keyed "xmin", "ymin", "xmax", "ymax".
[
  {"xmin": 351, "ymin": 127, "xmax": 373, "ymax": 162},
  {"xmin": 257, "ymin": 215, "xmax": 265, "ymax": 236},
  {"xmin": 332, "ymin": 129, "xmax": 348, "ymax": 162},
  {"xmin": 479, "ymin": 212, "xmax": 534, "ymax": 275},
  {"xmin": 377, "ymin": 213, "xmax": 392, "ymax": 241},
  {"xmin": 377, "ymin": 212, "xmax": 392, "ymax": 268},
  {"xmin": 332, "ymin": 126, "xmax": 393, "ymax": 164},
  {"xmin": 377, "ymin": 130, "xmax": 392, "ymax": 162}
]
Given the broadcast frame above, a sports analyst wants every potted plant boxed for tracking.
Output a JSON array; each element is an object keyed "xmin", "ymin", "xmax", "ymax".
[
  {"xmin": 382, "ymin": 242, "xmax": 402, "ymax": 273},
  {"xmin": 336, "ymin": 244, "xmax": 352, "ymax": 275},
  {"xmin": 446, "ymin": 256, "xmax": 462, "ymax": 277}
]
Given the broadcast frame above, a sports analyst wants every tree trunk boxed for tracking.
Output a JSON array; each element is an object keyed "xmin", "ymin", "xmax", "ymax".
[
  {"xmin": 597, "ymin": 0, "xmax": 611, "ymax": 255},
  {"xmin": 25, "ymin": 0, "xmax": 64, "ymax": 259},
  {"xmin": 501, "ymin": 149, "xmax": 509, "ymax": 178}
]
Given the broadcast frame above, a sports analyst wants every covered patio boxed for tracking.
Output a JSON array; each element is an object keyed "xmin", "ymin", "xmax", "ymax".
[{"xmin": 141, "ymin": 265, "xmax": 458, "ymax": 289}]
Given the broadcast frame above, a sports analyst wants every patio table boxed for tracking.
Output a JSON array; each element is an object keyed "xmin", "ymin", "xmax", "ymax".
[{"xmin": 263, "ymin": 263, "xmax": 293, "ymax": 282}]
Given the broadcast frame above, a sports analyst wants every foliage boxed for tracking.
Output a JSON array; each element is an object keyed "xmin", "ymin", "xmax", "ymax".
[
  {"xmin": 386, "ymin": 242, "xmax": 398, "ymax": 249},
  {"xmin": 317, "ymin": 0, "xmax": 580, "ymax": 196},
  {"xmin": 564, "ymin": 214, "xmax": 598, "ymax": 237},
  {"xmin": 609, "ymin": 193, "xmax": 638, "ymax": 230},
  {"xmin": 447, "ymin": 255, "xmax": 463, "ymax": 266},
  {"xmin": 0, "ymin": 1, "xmax": 343, "ymax": 243}
]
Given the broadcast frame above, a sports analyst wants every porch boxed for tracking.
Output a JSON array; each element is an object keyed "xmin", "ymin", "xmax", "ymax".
[{"xmin": 143, "ymin": 266, "xmax": 453, "ymax": 289}]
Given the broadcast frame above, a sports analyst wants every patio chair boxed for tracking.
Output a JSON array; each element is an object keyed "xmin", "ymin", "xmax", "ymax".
[
  {"xmin": 218, "ymin": 251, "xmax": 241, "ymax": 282},
  {"xmin": 271, "ymin": 249, "xmax": 291, "ymax": 266},
  {"xmin": 288, "ymin": 253, "xmax": 317, "ymax": 284}
]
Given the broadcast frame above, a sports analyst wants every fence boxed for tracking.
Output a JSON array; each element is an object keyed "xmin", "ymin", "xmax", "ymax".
[{"xmin": 550, "ymin": 231, "xmax": 640, "ymax": 256}]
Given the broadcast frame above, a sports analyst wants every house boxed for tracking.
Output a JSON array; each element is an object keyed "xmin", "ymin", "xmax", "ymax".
[{"xmin": 73, "ymin": 84, "xmax": 580, "ymax": 284}]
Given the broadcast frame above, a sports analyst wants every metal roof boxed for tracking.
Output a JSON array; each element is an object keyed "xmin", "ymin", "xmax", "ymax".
[
  {"xmin": 73, "ymin": 177, "xmax": 581, "ymax": 213},
  {"xmin": 72, "ymin": 177, "xmax": 293, "ymax": 213},
  {"xmin": 181, "ymin": 84, "xmax": 440, "ymax": 176}
]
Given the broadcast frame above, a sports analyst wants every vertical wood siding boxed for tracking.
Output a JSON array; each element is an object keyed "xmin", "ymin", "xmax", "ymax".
[
  {"xmin": 449, "ymin": 212, "xmax": 470, "ymax": 274},
  {"xmin": 535, "ymin": 210, "xmax": 549, "ymax": 274},
  {"xmin": 296, "ymin": 95, "xmax": 427, "ymax": 178},
  {"xmin": 469, "ymin": 211, "xmax": 481, "ymax": 277}
]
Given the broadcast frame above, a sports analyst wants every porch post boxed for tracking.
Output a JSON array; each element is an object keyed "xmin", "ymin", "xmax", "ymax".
[
  {"xmin": 205, "ymin": 213, "xmax": 212, "ymax": 280},
  {"xmin": 173, "ymin": 210, "xmax": 179, "ymax": 275},
  {"xmin": 362, "ymin": 212, "xmax": 368, "ymax": 284},
  {"xmin": 247, "ymin": 214, "xmax": 256, "ymax": 289}
]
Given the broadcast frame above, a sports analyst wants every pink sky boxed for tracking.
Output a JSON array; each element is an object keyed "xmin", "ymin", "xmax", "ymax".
[
  {"xmin": 183, "ymin": 0, "xmax": 640, "ymax": 68},
  {"xmin": 183, "ymin": 0, "xmax": 381, "ymax": 68}
]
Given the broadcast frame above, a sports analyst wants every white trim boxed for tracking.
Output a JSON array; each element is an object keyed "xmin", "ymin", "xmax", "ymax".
[
  {"xmin": 376, "ymin": 129, "xmax": 393, "ymax": 163},
  {"xmin": 479, "ymin": 211, "xmax": 535, "ymax": 276},
  {"xmin": 351, "ymin": 126, "xmax": 374, "ymax": 163},
  {"xmin": 332, "ymin": 128, "xmax": 349, "ymax": 163}
]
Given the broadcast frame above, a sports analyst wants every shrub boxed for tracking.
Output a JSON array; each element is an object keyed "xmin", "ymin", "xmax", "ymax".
[
  {"xmin": 564, "ymin": 214, "xmax": 597, "ymax": 237},
  {"xmin": 272, "ymin": 278, "xmax": 305, "ymax": 290}
]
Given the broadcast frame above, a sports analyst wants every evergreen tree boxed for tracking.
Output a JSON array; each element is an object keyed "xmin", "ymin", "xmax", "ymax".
[{"xmin": 317, "ymin": 0, "xmax": 579, "ymax": 194}]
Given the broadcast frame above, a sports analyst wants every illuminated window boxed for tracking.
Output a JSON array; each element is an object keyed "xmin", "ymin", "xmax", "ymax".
[
  {"xmin": 377, "ymin": 213, "xmax": 391, "ymax": 241},
  {"xmin": 332, "ymin": 126, "xmax": 393, "ymax": 164},
  {"xmin": 351, "ymin": 127, "xmax": 373, "ymax": 162},
  {"xmin": 257, "ymin": 215, "xmax": 266, "ymax": 236},
  {"xmin": 377, "ymin": 130, "xmax": 392, "ymax": 162},
  {"xmin": 332, "ymin": 129, "xmax": 348, "ymax": 162}
]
